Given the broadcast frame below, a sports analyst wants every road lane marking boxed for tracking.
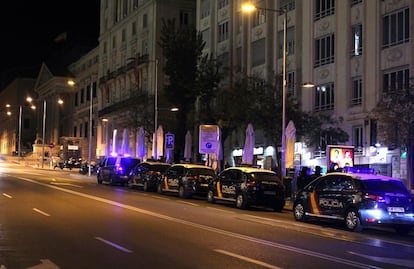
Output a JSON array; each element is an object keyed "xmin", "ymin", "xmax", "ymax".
[
  {"xmin": 150, "ymin": 195, "xmax": 170, "ymax": 201},
  {"xmin": 15, "ymin": 176, "xmax": 400, "ymax": 268},
  {"xmin": 27, "ymin": 259, "xmax": 60, "ymax": 269},
  {"xmin": 348, "ymin": 251, "xmax": 414, "ymax": 268},
  {"xmin": 95, "ymin": 237, "xmax": 133, "ymax": 253},
  {"xmin": 33, "ymin": 208, "xmax": 51, "ymax": 217},
  {"xmin": 50, "ymin": 182, "xmax": 83, "ymax": 188},
  {"xmin": 179, "ymin": 201, "xmax": 199, "ymax": 207},
  {"xmin": 2, "ymin": 193, "xmax": 12, "ymax": 198},
  {"xmin": 215, "ymin": 249, "xmax": 283, "ymax": 269}
]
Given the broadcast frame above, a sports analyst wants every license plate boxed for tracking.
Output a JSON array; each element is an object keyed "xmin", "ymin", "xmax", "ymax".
[
  {"xmin": 264, "ymin": 191, "xmax": 276, "ymax": 195},
  {"xmin": 388, "ymin": 207, "xmax": 405, "ymax": 213}
]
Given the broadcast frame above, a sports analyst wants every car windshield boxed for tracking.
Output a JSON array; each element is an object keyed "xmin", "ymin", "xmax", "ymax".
[
  {"xmin": 151, "ymin": 164, "xmax": 170, "ymax": 173},
  {"xmin": 106, "ymin": 157, "xmax": 117, "ymax": 166},
  {"xmin": 363, "ymin": 179, "xmax": 409, "ymax": 194},
  {"xmin": 120, "ymin": 158, "xmax": 140, "ymax": 170},
  {"xmin": 188, "ymin": 168, "xmax": 215, "ymax": 177},
  {"xmin": 249, "ymin": 172, "xmax": 280, "ymax": 182}
]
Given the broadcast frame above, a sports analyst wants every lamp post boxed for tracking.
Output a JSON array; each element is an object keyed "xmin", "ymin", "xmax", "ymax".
[
  {"xmin": 27, "ymin": 97, "xmax": 63, "ymax": 168},
  {"xmin": 242, "ymin": 3, "xmax": 288, "ymax": 177},
  {"xmin": 153, "ymin": 59, "xmax": 159, "ymax": 160},
  {"xmin": 5, "ymin": 104, "xmax": 23, "ymax": 158}
]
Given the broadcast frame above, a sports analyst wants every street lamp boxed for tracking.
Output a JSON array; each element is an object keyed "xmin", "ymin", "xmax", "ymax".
[
  {"xmin": 27, "ymin": 97, "xmax": 63, "ymax": 168},
  {"xmin": 242, "ymin": 3, "xmax": 288, "ymax": 177}
]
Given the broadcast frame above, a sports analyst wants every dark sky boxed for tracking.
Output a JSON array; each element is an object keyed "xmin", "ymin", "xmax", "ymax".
[{"xmin": 0, "ymin": 1, "xmax": 100, "ymax": 87}]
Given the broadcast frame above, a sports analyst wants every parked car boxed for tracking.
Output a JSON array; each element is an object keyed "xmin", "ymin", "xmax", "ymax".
[
  {"xmin": 97, "ymin": 156, "xmax": 140, "ymax": 185},
  {"xmin": 293, "ymin": 167, "xmax": 414, "ymax": 234},
  {"xmin": 157, "ymin": 164, "xmax": 216, "ymax": 198},
  {"xmin": 207, "ymin": 166, "xmax": 286, "ymax": 212},
  {"xmin": 128, "ymin": 161, "xmax": 171, "ymax": 191}
]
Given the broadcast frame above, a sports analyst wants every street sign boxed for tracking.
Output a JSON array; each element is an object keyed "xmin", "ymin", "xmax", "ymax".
[
  {"xmin": 165, "ymin": 133, "xmax": 175, "ymax": 149},
  {"xmin": 199, "ymin": 125, "xmax": 219, "ymax": 154}
]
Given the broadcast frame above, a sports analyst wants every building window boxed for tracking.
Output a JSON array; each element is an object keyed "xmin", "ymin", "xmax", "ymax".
[
  {"xmin": 122, "ymin": 29, "xmax": 126, "ymax": 43},
  {"xmin": 142, "ymin": 39, "xmax": 148, "ymax": 55},
  {"xmin": 315, "ymin": 0, "xmax": 335, "ymax": 21},
  {"xmin": 218, "ymin": 0, "xmax": 229, "ymax": 9},
  {"xmin": 79, "ymin": 124, "xmax": 83, "ymax": 137},
  {"xmin": 279, "ymin": 27, "xmax": 295, "ymax": 57},
  {"xmin": 84, "ymin": 122, "xmax": 88, "ymax": 138},
  {"xmin": 122, "ymin": 0, "xmax": 128, "ymax": 17},
  {"xmin": 351, "ymin": 24, "xmax": 362, "ymax": 56},
  {"xmin": 180, "ymin": 11, "xmax": 190, "ymax": 26},
  {"xmin": 351, "ymin": 77, "xmax": 362, "ymax": 106},
  {"xmin": 314, "ymin": 34, "xmax": 335, "ymax": 67},
  {"xmin": 383, "ymin": 66, "xmax": 409, "ymax": 93},
  {"xmin": 352, "ymin": 125, "xmax": 363, "ymax": 154},
  {"xmin": 200, "ymin": 0, "xmax": 210, "ymax": 19},
  {"xmin": 251, "ymin": 38, "xmax": 265, "ymax": 67},
  {"xmin": 93, "ymin": 82, "xmax": 97, "ymax": 98},
  {"xmin": 81, "ymin": 88, "xmax": 85, "ymax": 104},
  {"xmin": 143, "ymin": 14, "xmax": 148, "ymax": 28},
  {"xmin": 74, "ymin": 92, "xmax": 79, "ymax": 106},
  {"xmin": 218, "ymin": 21, "xmax": 229, "ymax": 42},
  {"xmin": 351, "ymin": 0, "xmax": 362, "ymax": 6},
  {"xmin": 73, "ymin": 126, "xmax": 77, "ymax": 137},
  {"xmin": 132, "ymin": 22, "xmax": 137, "ymax": 36},
  {"xmin": 112, "ymin": 36, "xmax": 116, "ymax": 49},
  {"xmin": 201, "ymin": 28, "xmax": 211, "ymax": 48},
  {"xmin": 382, "ymin": 8, "xmax": 409, "ymax": 48},
  {"xmin": 287, "ymin": 71, "xmax": 295, "ymax": 96},
  {"xmin": 280, "ymin": 0, "xmax": 295, "ymax": 12},
  {"xmin": 253, "ymin": 8, "xmax": 266, "ymax": 26},
  {"xmin": 86, "ymin": 86, "xmax": 91, "ymax": 101},
  {"xmin": 133, "ymin": 0, "xmax": 138, "ymax": 9},
  {"xmin": 315, "ymin": 83, "xmax": 334, "ymax": 111}
]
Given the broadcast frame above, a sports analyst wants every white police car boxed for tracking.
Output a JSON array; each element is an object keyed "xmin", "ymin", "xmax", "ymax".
[{"xmin": 293, "ymin": 167, "xmax": 414, "ymax": 234}]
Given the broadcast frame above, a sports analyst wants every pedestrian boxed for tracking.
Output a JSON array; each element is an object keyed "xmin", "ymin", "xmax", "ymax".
[
  {"xmin": 296, "ymin": 166, "xmax": 310, "ymax": 190},
  {"xmin": 309, "ymin": 166, "xmax": 322, "ymax": 182}
]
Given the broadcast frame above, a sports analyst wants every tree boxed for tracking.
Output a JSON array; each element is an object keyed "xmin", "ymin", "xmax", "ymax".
[
  {"xmin": 158, "ymin": 18, "xmax": 206, "ymax": 161},
  {"xmin": 371, "ymin": 85, "xmax": 414, "ymax": 188}
]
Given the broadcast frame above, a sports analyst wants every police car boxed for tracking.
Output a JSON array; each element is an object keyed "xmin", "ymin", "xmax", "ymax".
[
  {"xmin": 293, "ymin": 168, "xmax": 414, "ymax": 234},
  {"xmin": 207, "ymin": 167, "xmax": 286, "ymax": 212}
]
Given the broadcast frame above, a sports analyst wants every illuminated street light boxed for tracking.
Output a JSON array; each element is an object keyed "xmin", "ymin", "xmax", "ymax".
[{"xmin": 26, "ymin": 97, "xmax": 63, "ymax": 168}]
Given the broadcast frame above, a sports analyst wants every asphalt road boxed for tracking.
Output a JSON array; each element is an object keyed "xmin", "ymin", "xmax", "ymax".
[{"xmin": 0, "ymin": 161, "xmax": 413, "ymax": 269}]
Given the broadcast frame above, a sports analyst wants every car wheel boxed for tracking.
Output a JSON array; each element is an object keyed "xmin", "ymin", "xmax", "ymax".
[
  {"xmin": 345, "ymin": 209, "xmax": 363, "ymax": 232},
  {"xmin": 236, "ymin": 193, "xmax": 247, "ymax": 209},
  {"xmin": 394, "ymin": 225, "xmax": 412, "ymax": 235},
  {"xmin": 143, "ymin": 181, "xmax": 149, "ymax": 192},
  {"xmin": 273, "ymin": 199, "xmax": 285, "ymax": 212},
  {"xmin": 157, "ymin": 183, "xmax": 163, "ymax": 194},
  {"xmin": 179, "ymin": 186, "xmax": 189, "ymax": 199},
  {"xmin": 293, "ymin": 202, "xmax": 307, "ymax": 221},
  {"xmin": 127, "ymin": 179, "xmax": 134, "ymax": 189},
  {"xmin": 207, "ymin": 190, "xmax": 215, "ymax": 203}
]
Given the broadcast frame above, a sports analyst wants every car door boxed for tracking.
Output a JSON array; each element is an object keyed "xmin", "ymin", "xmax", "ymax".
[
  {"xmin": 101, "ymin": 157, "xmax": 117, "ymax": 182},
  {"xmin": 163, "ymin": 166, "xmax": 181, "ymax": 191},
  {"xmin": 314, "ymin": 175, "xmax": 346, "ymax": 217},
  {"xmin": 218, "ymin": 169, "xmax": 238, "ymax": 200}
]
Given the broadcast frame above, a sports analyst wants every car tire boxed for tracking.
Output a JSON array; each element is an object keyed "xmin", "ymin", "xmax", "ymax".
[
  {"xmin": 345, "ymin": 209, "xmax": 363, "ymax": 232},
  {"xmin": 293, "ymin": 202, "xmax": 307, "ymax": 221},
  {"xmin": 157, "ymin": 183, "xmax": 163, "ymax": 194},
  {"xmin": 207, "ymin": 190, "xmax": 215, "ymax": 203},
  {"xmin": 236, "ymin": 193, "xmax": 247, "ymax": 209},
  {"xmin": 127, "ymin": 179, "xmax": 134, "ymax": 189},
  {"xmin": 394, "ymin": 225, "xmax": 412, "ymax": 235},
  {"xmin": 273, "ymin": 199, "xmax": 285, "ymax": 212},
  {"xmin": 179, "ymin": 185, "xmax": 189, "ymax": 199},
  {"xmin": 143, "ymin": 181, "xmax": 149, "ymax": 192}
]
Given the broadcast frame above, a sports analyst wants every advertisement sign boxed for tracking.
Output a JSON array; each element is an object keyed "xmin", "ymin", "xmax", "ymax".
[
  {"xmin": 165, "ymin": 133, "xmax": 175, "ymax": 149},
  {"xmin": 327, "ymin": 145, "xmax": 354, "ymax": 171},
  {"xmin": 199, "ymin": 125, "xmax": 219, "ymax": 154}
]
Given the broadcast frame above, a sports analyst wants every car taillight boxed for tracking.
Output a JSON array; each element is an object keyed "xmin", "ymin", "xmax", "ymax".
[
  {"xmin": 247, "ymin": 181, "xmax": 257, "ymax": 187},
  {"xmin": 187, "ymin": 176, "xmax": 196, "ymax": 181},
  {"xmin": 364, "ymin": 193, "xmax": 385, "ymax": 202},
  {"xmin": 150, "ymin": 171, "xmax": 160, "ymax": 176}
]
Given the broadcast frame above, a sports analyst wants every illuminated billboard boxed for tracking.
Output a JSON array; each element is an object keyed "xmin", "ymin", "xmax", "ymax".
[{"xmin": 327, "ymin": 145, "xmax": 354, "ymax": 171}]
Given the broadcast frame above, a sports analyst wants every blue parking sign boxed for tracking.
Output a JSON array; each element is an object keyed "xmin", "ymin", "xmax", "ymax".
[{"xmin": 165, "ymin": 133, "xmax": 175, "ymax": 149}]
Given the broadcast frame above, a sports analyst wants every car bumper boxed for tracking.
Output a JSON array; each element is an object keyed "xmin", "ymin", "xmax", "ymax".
[{"xmin": 360, "ymin": 209, "xmax": 414, "ymax": 225}]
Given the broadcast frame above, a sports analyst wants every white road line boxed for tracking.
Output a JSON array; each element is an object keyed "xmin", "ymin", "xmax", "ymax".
[
  {"xmin": 215, "ymin": 249, "xmax": 283, "ymax": 269},
  {"xmin": 95, "ymin": 237, "xmax": 133, "ymax": 253},
  {"xmin": 348, "ymin": 251, "xmax": 414, "ymax": 268},
  {"xmin": 33, "ymin": 208, "xmax": 51, "ymax": 217},
  {"xmin": 50, "ymin": 182, "xmax": 83, "ymax": 188},
  {"xmin": 150, "ymin": 195, "xmax": 170, "ymax": 201},
  {"xmin": 2, "ymin": 193, "xmax": 12, "ymax": 198},
  {"xmin": 179, "ymin": 201, "xmax": 199, "ymax": 207}
]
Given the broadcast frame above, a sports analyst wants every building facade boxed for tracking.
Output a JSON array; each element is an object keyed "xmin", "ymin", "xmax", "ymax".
[
  {"xmin": 95, "ymin": 0, "xmax": 196, "ymax": 159},
  {"xmin": 196, "ymin": 0, "xmax": 414, "ymax": 188}
]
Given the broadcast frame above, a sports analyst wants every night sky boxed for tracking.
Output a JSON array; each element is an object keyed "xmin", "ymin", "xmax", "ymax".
[{"xmin": 0, "ymin": 1, "xmax": 100, "ymax": 88}]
